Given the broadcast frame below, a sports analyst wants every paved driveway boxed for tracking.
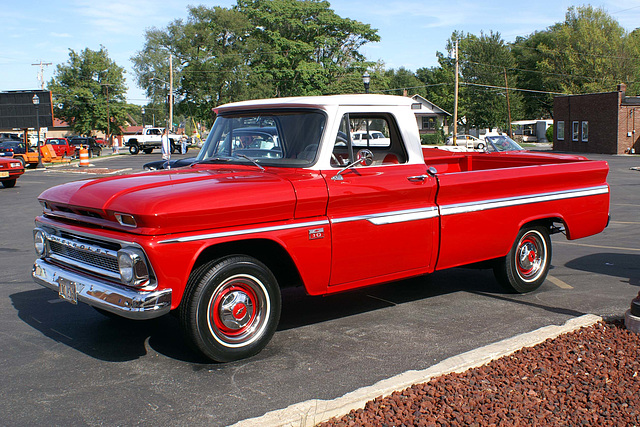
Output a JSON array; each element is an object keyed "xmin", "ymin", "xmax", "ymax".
[{"xmin": 0, "ymin": 152, "xmax": 638, "ymax": 426}]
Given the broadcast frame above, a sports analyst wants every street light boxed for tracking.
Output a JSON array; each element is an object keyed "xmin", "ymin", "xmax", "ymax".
[
  {"xmin": 32, "ymin": 94, "xmax": 44, "ymax": 168},
  {"xmin": 362, "ymin": 71, "xmax": 370, "ymax": 94},
  {"xmin": 141, "ymin": 107, "xmax": 145, "ymax": 128}
]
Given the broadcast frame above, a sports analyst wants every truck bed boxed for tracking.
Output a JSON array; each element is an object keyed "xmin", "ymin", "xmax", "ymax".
[{"xmin": 422, "ymin": 148, "xmax": 610, "ymax": 271}]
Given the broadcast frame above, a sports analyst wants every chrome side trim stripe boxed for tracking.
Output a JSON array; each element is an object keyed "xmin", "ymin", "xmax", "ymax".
[
  {"xmin": 158, "ymin": 185, "xmax": 608, "ymax": 244},
  {"xmin": 331, "ymin": 207, "xmax": 439, "ymax": 225},
  {"xmin": 159, "ymin": 220, "xmax": 330, "ymax": 244},
  {"xmin": 440, "ymin": 185, "xmax": 609, "ymax": 216}
]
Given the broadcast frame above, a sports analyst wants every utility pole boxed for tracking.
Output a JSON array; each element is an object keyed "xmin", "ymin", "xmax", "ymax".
[
  {"xmin": 32, "ymin": 60, "xmax": 52, "ymax": 90},
  {"xmin": 453, "ymin": 39, "xmax": 459, "ymax": 146},
  {"xmin": 503, "ymin": 67, "xmax": 512, "ymax": 137}
]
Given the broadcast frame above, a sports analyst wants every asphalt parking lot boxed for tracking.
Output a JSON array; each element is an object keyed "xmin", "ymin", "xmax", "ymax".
[{"xmin": 1, "ymin": 150, "xmax": 639, "ymax": 426}]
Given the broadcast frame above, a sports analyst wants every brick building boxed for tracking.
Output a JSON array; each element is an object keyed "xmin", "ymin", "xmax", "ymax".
[{"xmin": 553, "ymin": 83, "xmax": 640, "ymax": 154}]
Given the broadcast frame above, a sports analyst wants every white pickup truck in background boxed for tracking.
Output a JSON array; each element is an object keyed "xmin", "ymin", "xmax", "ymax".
[{"xmin": 123, "ymin": 127, "xmax": 181, "ymax": 155}]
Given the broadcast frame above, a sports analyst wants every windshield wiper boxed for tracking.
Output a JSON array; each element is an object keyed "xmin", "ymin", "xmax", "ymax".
[
  {"xmin": 198, "ymin": 157, "xmax": 232, "ymax": 164},
  {"xmin": 235, "ymin": 153, "xmax": 265, "ymax": 171}
]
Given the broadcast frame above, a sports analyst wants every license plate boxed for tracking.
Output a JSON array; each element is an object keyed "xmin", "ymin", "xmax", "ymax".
[
  {"xmin": 0, "ymin": 172, "xmax": 8, "ymax": 178},
  {"xmin": 58, "ymin": 278, "xmax": 78, "ymax": 304}
]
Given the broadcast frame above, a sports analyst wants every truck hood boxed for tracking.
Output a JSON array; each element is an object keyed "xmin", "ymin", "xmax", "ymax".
[{"xmin": 38, "ymin": 166, "xmax": 296, "ymax": 235}]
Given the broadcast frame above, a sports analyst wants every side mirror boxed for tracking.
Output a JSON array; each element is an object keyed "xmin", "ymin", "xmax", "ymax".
[
  {"xmin": 332, "ymin": 149, "xmax": 375, "ymax": 181},
  {"xmin": 356, "ymin": 149, "xmax": 374, "ymax": 166}
]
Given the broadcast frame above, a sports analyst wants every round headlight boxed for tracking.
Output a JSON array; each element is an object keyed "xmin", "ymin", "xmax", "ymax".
[
  {"xmin": 34, "ymin": 229, "xmax": 47, "ymax": 257},
  {"xmin": 117, "ymin": 248, "xmax": 149, "ymax": 286},
  {"xmin": 118, "ymin": 251, "xmax": 135, "ymax": 283}
]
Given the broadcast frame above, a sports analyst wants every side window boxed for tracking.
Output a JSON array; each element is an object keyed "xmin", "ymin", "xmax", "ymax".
[
  {"xmin": 331, "ymin": 113, "xmax": 407, "ymax": 167},
  {"xmin": 572, "ymin": 121, "xmax": 579, "ymax": 141},
  {"xmin": 557, "ymin": 121, "xmax": 564, "ymax": 141},
  {"xmin": 581, "ymin": 121, "xmax": 588, "ymax": 142}
]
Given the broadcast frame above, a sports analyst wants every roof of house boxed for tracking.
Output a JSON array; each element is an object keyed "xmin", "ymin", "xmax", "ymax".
[{"xmin": 410, "ymin": 94, "xmax": 451, "ymax": 116}]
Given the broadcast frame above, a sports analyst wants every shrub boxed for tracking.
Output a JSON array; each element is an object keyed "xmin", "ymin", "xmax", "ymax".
[
  {"xmin": 421, "ymin": 134, "xmax": 439, "ymax": 145},
  {"xmin": 546, "ymin": 124, "xmax": 554, "ymax": 143}
]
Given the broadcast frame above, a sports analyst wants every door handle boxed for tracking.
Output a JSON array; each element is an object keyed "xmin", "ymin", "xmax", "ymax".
[{"xmin": 407, "ymin": 175, "xmax": 429, "ymax": 182}]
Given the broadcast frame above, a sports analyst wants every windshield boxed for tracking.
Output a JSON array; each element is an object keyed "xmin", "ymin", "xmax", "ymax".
[
  {"xmin": 485, "ymin": 135, "xmax": 524, "ymax": 152},
  {"xmin": 198, "ymin": 110, "xmax": 326, "ymax": 167}
]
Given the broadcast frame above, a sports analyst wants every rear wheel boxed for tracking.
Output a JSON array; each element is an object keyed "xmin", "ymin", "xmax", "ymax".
[
  {"xmin": 2, "ymin": 179, "xmax": 16, "ymax": 188},
  {"xmin": 129, "ymin": 144, "xmax": 140, "ymax": 155},
  {"xmin": 180, "ymin": 256, "xmax": 281, "ymax": 362},
  {"xmin": 494, "ymin": 225, "xmax": 551, "ymax": 293}
]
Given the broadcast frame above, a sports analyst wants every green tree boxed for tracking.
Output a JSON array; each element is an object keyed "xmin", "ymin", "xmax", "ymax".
[
  {"xmin": 384, "ymin": 67, "xmax": 424, "ymax": 96},
  {"xmin": 456, "ymin": 31, "xmax": 522, "ymax": 130},
  {"xmin": 236, "ymin": 0, "xmax": 379, "ymax": 97},
  {"xmin": 416, "ymin": 59, "xmax": 455, "ymax": 114},
  {"xmin": 513, "ymin": 6, "xmax": 640, "ymax": 116},
  {"xmin": 49, "ymin": 46, "xmax": 128, "ymax": 137},
  {"xmin": 132, "ymin": 6, "xmax": 264, "ymax": 129}
]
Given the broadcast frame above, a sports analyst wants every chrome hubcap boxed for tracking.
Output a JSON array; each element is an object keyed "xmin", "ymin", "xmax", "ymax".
[
  {"xmin": 219, "ymin": 290, "xmax": 254, "ymax": 330},
  {"xmin": 516, "ymin": 231, "xmax": 546, "ymax": 282}
]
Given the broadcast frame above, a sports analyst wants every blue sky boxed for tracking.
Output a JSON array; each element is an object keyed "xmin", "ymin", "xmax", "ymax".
[{"xmin": 2, "ymin": 0, "xmax": 640, "ymax": 105}]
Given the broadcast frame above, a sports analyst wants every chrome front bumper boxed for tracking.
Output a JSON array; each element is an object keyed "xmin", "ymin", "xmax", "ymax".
[{"xmin": 32, "ymin": 258, "xmax": 172, "ymax": 320}]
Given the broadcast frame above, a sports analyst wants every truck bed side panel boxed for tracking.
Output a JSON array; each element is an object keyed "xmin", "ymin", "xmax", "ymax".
[{"xmin": 434, "ymin": 160, "xmax": 609, "ymax": 271}]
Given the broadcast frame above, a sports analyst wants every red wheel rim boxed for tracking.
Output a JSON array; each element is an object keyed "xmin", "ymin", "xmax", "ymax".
[{"xmin": 206, "ymin": 274, "xmax": 270, "ymax": 347}]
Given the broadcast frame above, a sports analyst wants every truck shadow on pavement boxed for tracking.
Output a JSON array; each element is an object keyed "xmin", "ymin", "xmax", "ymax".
[
  {"xmin": 565, "ymin": 253, "xmax": 640, "ymax": 287},
  {"xmin": 10, "ymin": 288, "xmax": 203, "ymax": 363},
  {"xmin": 11, "ymin": 265, "xmax": 582, "ymax": 365}
]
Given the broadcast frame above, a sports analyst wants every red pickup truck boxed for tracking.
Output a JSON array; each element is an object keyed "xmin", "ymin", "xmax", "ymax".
[
  {"xmin": 44, "ymin": 137, "xmax": 75, "ymax": 157},
  {"xmin": 31, "ymin": 95, "xmax": 610, "ymax": 362}
]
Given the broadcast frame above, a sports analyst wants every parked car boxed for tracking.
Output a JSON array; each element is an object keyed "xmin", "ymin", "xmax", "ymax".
[
  {"xmin": 44, "ymin": 138, "xmax": 75, "ymax": 157},
  {"xmin": 446, "ymin": 134, "xmax": 484, "ymax": 149},
  {"xmin": 68, "ymin": 137, "xmax": 102, "ymax": 157},
  {"xmin": 351, "ymin": 130, "xmax": 391, "ymax": 147},
  {"xmin": 0, "ymin": 157, "xmax": 25, "ymax": 188},
  {"xmin": 484, "ymin": 135, "xmax": 525, "ymax": 153}
]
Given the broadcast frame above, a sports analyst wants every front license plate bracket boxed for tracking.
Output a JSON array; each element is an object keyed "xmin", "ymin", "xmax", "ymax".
[{"xmin": 58, "ymin": 278, "xmax": 78, "ymax": 304}]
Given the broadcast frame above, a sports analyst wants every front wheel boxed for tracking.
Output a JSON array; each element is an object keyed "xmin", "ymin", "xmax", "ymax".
[
  {"xmin": 494, "ymin": 225, "xmax": 551, "ymax": 293},
  {"xmin": 2, "ymin": 179, "xmax": 16, "ymax": 188},
  {"xmin": 180, "ymin": 256, "xmax": 281, "ymax": 362}
]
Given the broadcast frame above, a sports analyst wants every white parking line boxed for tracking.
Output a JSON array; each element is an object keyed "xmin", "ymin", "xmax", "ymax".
[{"xmin": 546, "ymin": 275, "xmax": 573, "ymax": 289}]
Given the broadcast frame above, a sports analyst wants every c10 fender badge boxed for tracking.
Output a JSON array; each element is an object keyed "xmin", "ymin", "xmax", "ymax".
[{"xmin": 308, "ymin": 228, "xmax": 325, "ymax": 240}]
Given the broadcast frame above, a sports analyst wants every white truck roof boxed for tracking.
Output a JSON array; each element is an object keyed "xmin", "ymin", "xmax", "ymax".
[{"xmin": 215, "ymin": 94, "xmax": 416, "ymax": 113}]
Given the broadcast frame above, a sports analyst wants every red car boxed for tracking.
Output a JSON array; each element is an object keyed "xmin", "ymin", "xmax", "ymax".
[{"xmin": 0, "ymin": 157, "xmax": 25, "ymax": 188}]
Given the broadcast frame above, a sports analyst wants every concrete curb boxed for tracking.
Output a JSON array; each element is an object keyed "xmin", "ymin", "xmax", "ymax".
[{"xmin": 231, "ymin": 314, "xmax": 602, "ymax": 427}]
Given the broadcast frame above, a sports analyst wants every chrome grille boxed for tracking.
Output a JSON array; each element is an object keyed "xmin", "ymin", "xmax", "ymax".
[
  {"xmin": 43, "ymin": 231, "xmax": 121, "ymax": 279},
  {"xmin": 49, "ymin": 240, "xmax": 119, "ymax": 273}
]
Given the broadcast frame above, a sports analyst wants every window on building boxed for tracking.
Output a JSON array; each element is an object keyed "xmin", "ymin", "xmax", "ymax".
[
  {"xmin": 422, "ymin": 117, "xmax": 436, "ymax": 130},
  {"xmin": 581, "ymin": 121, "xmax": 588, "ymax": 142},
  {"xmin": 557, "ymin": 121, "xmax": 564, "ymax": 140},
  {"xmin": 572, "ymin": 121, "xmax": 579, "ymax": 141}
]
